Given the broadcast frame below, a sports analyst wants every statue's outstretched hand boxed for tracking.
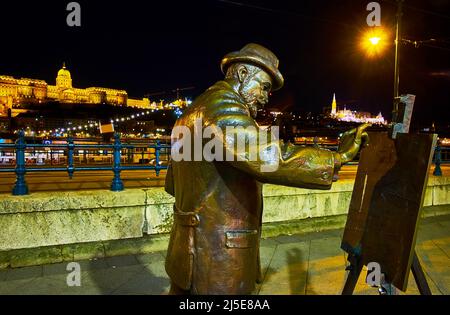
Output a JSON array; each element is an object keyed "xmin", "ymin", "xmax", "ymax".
[{"xmin": 337, "ymin": 123, "xmax": 370, "ymax": 164}]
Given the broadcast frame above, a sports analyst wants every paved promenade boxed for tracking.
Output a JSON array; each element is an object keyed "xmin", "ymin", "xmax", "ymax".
[{"xmin": 0, "ymin": 215, "xmax": 449, "ymax": 295}]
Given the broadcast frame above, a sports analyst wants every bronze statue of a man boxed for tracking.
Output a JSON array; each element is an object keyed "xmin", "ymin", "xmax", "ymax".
[{"xmin": 164, "ymin": 43, "xmax": 369, "ymax": 294}]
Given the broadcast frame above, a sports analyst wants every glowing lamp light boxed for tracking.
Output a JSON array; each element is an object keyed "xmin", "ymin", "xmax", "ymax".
[
  {"xmin": 369, "ymin": 37, "xmax": 381, "ymax": 45},
  {"xmin": 360, "ymin": 27, "xmax": 389, "ymax": 58}
]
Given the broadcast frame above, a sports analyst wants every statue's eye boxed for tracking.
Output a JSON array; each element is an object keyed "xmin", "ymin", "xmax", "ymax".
[{"xmin": 262, "ymin": 83, "xmax": 271, "ymax": 91}]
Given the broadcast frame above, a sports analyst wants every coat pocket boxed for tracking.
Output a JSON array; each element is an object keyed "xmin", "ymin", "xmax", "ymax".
[{"xmin": 225, "ymin": 230, "xmax": 258, "ymax": 249}]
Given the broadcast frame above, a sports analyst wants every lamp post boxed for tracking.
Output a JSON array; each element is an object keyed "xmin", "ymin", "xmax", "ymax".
[
  {"xmin": 393, "ymin": 0, "xmax": 404, "ymax": 117},
  {"xmin": 361, "ymin": 0, "xmax": 405, "ymax": 119}
]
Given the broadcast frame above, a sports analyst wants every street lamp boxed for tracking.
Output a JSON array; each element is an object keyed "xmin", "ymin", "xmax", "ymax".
[
  {"xmin": 392, "ymin": 0, "xmax": 406, "ymax": 124},
  {"xmin": 360, "ymin": 27, "xmax": 389, "ymax": 58},
  {"xmin": 360, "ymin": 0, "xmax": 404, "ymax": 122}
]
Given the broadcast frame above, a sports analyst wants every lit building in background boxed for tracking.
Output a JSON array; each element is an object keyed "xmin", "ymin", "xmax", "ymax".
[
  {"xmin": 331, "ymin": 93, "xmax": 337, "ymax": 116},
  {"xmin": 329, "ymin": 93, "xmax": 386, "ymax": 125},
  {"xmin": 0, "ymin": 63, "xmax": 178, "ymax": 115}
]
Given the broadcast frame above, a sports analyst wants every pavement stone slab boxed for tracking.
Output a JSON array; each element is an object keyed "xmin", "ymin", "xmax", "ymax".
[
  {"xmin": 309, "ymin": 237, "xmax": 344, "ymax": 261},
  {"xmin": 0, "ymin": 278, "xmax": 40, "ymax": 295},
  {"xmin": 416, "ymin": 240, "xmax": 450, "ymax": 294},
  {"xmin": 84, "ymin": 264, "xmax": 147, "ymax": 294},
  {"xmin": 432, "ymin": 237, "xmax": 450, "ymax": 259},
  {"xmin": 306, "ymin": 255, "xmax": 347, "ymax": 295},
  {"xmin": 260, "ymin": 238, "xmax": 280, "ymax": 247},
  {"xmin": 0, "ymin": 269, "xmax": 8, "ymax": 281},
  {"xmin": 31, "ymin": 274, "xmax": 106, "ymax": 295},
  {"xmin": 258, "ymin": 241, "xmax": 309, "ymax": 295},
  {"xmin": 76, "ymin": 258, "xmax": 110, "ymax": 271},
  {"xmin": 5, "ymin": 265, "xmax": 43, "ymax": 281},
  {"xmin": 417, "ymin": 222, "xmax": 449, "ymax": 242},
  {"xmin": 105, "ymin": 255, "xmax": 140, "ymax": 268},
  {"xmin": 135, "ymin": 252, "xmax": 166, "ymax": 265},
  {"xmin": 111, "ymin": 268, "xmax": 170, "ymax": 295}
]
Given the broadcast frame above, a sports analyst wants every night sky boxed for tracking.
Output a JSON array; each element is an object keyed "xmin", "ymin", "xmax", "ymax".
[{"xmin": 1, "ymin": 0, "xmax": 449, "ymax": 127}]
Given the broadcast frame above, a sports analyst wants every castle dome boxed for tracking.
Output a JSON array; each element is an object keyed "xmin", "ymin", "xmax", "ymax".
[{"xmin": 57, "ymin": 63, "xmax": 71, "ymax": 79}]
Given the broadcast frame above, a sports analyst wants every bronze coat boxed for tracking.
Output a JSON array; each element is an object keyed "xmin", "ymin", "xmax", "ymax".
[{"xmin": 165, "ymin": 80, "xmax": 340, "ymax": 294}]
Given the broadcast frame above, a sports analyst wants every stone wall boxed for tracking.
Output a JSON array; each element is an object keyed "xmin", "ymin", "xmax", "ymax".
[{"xmin": 1, "ymin": 176, "xmax": 449, "ymax": 254}]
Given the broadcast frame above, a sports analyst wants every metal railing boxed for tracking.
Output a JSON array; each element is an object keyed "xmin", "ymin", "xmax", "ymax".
[
  {"xmin": 0, "ymin": 131, "xmax": 170, "ymax": 195},
  {"xmin": 0, "ymin": 131, "xmax": 447, "ymax": 195}
]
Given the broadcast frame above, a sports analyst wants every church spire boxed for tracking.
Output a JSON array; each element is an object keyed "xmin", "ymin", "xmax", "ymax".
[
  {"xmin": 62, "ymin": 62, "xmax": 66, "ymax": 69},
  {"xmin": 331, "ymin": 93, "xmax": 337, "ymax": 115}
]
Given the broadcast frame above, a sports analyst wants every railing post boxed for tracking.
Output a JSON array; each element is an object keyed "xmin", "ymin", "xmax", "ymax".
[
  {"xmin": 127, "ymin": 145, "xmax": 132, "ymax": 163},
  {"xmin": 12, "ymin": 130, "xmax": 28, "ymax": 195},
  {"xmin": 155, "ymin": 139, "xmax": 161, "ymax": 176},
  {"xmin": 111, "ymin": 132, "xmax": 124, "ymax": 191},
  {"xmin": 433, "ymin": 142, "xmax": 442, "ymax": 176},
  {"xmin": 67, "ymin": 136, "xmax": 74, "ymax": 179}
]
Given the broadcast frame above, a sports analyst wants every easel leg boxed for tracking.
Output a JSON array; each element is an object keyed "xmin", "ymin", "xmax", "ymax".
[
  {"xmin": 411, "ymin": 251, "xmax": 432, "ymax": 295},
  {"xmin": 379, "ymin": 279, "xmax": 398, "ymax": 295},
  {"xmin": 342, "ymin": 256, "xmax": 363, "ymax": 295}
]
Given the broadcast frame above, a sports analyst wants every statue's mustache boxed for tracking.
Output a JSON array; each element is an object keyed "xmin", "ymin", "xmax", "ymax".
[{"xmin": 240, "ymin": 90, "xmax": 267, "ymax": 107}]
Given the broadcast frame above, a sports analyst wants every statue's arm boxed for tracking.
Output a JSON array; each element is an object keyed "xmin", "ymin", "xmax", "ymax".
[{"xmin": 213, "ymin": 113, "xmax": 341, "ymax": 190}]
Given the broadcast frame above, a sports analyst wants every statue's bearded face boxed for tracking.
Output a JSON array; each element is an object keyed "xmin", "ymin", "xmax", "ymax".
[{"xmin": 238, "ymin": 67, "xmax": 272, "ymax": 118}]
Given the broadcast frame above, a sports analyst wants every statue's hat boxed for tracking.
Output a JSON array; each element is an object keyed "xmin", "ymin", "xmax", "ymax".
[{"xmin": 220, "ymin": 43, "xmax": 284, "ymax": 91}]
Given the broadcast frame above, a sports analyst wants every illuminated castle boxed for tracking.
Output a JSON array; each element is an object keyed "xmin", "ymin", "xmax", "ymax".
[
  {"xmin": 329, "ymin": 94, "xmax": 386, "ymax": 124},
  {"xmin": 0, "ymin": 63, "xmax": 151, "ymax": 114}
]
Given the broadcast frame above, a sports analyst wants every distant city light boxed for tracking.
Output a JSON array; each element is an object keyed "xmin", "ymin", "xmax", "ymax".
[{"xmin": 330, "ymin": 94, "xmax": 386, "ymax": 124}]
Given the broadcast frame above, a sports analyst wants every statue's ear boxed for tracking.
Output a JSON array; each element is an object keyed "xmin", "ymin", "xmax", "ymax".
[{"xmin": 237, "ymin": 65, "xmax": 248, "ymax": 83}]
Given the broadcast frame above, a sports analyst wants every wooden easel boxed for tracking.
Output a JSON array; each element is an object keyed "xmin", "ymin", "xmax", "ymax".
[
  {"xmin": 340, "ymin": 96, "xmax": 437, "ymax": 296},
  {"xmin": 341, "ymin": 250, "xmax": 432, "ymax": 295}
]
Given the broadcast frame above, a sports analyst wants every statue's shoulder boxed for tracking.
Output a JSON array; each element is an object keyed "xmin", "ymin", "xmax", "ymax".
[{"xmin": 200, "ymin": 81, "xmax": 250, "ymax": 119}]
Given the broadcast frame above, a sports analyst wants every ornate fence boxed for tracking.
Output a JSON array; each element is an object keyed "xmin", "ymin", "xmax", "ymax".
[
  {"xmin": 0, "ymin": 131, "xmax": 447, "ymax": 195},
  {"xmin": 0, "ymin": 131, "xmax": 170, "ymax": 195}
]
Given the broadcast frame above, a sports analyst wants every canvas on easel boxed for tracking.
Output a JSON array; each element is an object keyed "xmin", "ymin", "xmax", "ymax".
[{"xmin": 341, "ymin": 131, "xmax": 437, "ymax": 294}]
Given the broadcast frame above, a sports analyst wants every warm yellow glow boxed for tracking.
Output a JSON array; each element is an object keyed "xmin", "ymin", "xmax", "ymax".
[
  {"xmin": 369, "ymin": 37, "xmax": 381, "ymax": 45},
  {"xmin": 360, "ymin": 27, "xmax": 389, "ymax": 58}
]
